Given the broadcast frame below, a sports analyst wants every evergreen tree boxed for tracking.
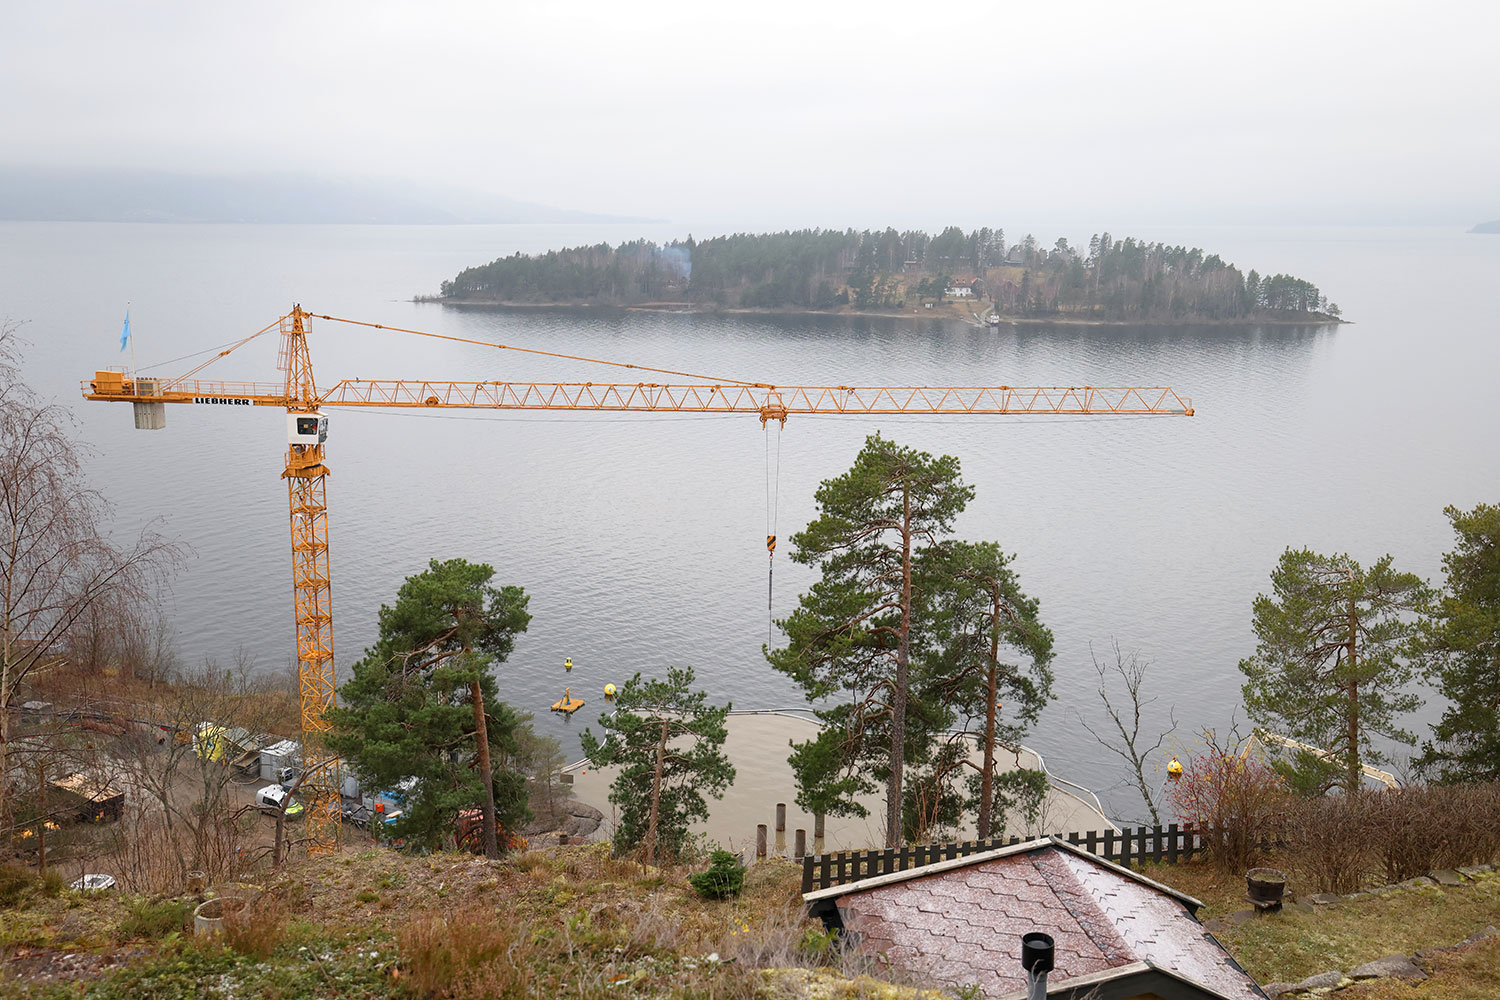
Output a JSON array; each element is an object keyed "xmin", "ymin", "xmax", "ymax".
[
  {"xmin": 1417, "ymin": 503, "xmax": 1500, "ymax": 781},
  {"xmin": 579, "ymin": 666, "xmax": 732, "ymax": 865},
  {"xmin": 922, "ymin": 541, "xmax": 1054, "ymax": 839},
  {"xmin": 767, "ymin": 434, "xmax": 973, "ymax": 847},
  {"xmin": 1239, "ymin": 548, "xmax": 1430, "ymax": 793},
  {"xmin": 326, "ymin": 558, "xmax": 532, "ymax": 852}
]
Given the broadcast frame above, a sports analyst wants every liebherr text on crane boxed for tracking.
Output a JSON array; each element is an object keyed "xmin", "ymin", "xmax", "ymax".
[{"xmin": 83, "ymin": 305, "xmax": 1195, "ymax": 855}]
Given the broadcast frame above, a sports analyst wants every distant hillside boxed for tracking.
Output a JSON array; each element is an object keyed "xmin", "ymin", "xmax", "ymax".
[
  {"xmin": 440, "ymin": 226, "xmax": 1342, "ymax": 323},
  {"xmin": 1470, "ymin": 220, "xmax": 1500, "ymax": 234},
  {"xmin": 0, "ymin": 167, "xmax": 649, "ymax": 224}
]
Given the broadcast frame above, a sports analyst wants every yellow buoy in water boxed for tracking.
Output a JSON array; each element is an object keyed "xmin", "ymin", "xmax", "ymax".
[
  {"xmin": 564, "ymin": 658, "xmax": 573, "ymax": 671},
  {"xmin": 1167, "ymin": 757, "xmax": 1183, "ymax": 781},
  {"xmin": 551, "ymin": 686, "xmax": 585, "ymax": 713},
  {"xmin": 604, "ymin": 683, "xmax": 617, "ymax": 699}
]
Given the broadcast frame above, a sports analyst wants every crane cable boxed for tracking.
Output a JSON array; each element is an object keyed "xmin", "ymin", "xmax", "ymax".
[
  {"xmin": 309, "ymin": 312, "xmax": 772, "ymax": 389},
  {"xmin": 765, "ymin": 422, "xmax": 782, "ymax": 645}
]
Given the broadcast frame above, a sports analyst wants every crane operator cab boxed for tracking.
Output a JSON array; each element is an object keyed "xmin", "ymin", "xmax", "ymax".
[{"xmin": 288, "ymin": 412, "xmax": 328, "ymax": 446}]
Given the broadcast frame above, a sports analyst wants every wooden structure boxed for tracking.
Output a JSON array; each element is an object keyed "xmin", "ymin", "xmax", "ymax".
[{"xmin": 802, "ymin": 823, "xmax": 1201, "ymax": 893}]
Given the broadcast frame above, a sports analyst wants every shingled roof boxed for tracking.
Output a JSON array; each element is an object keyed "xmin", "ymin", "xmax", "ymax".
[{"xmin": 804, "ymin": 837, "xmax": 1266, "ymax": 1000}]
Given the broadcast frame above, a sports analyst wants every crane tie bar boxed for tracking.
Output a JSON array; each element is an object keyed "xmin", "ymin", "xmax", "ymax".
[{"xmin": 309, "ymin": 312, "xmax": 772, "ymax": 389}]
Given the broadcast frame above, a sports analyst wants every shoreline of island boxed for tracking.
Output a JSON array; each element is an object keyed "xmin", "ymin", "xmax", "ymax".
[{"xmin": 415, "ymin": 296, "xmax": 1348, "ymax": 327}]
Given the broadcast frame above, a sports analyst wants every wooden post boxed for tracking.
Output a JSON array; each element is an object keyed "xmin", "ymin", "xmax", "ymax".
[
  {"xmin": 776, "ymin": 802, "xmax": 786, "ymax": 832},
  {"xmin": 1166, "ymin": 823, "xmax": 1180, "ymax": 864},
  {"xmin": 756, "ymin": 824, "xmax": 768, "ymax": 859},
  {"xmin": 559, "ymin": 833, "xmax": 569, "ymax": 846},
  {"xmin": 794, "ymin": 829, "xmax": 806, "ymax": 860}
]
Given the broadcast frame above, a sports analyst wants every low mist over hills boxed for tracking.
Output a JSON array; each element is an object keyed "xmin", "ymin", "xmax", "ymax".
[
  {"xmin": 0, "ymin": 167, "xmax": 648, "ymax": 224},
  {"xmin": 1471, "ymin": 220, "xmax": 1500, "ymax": 234}
]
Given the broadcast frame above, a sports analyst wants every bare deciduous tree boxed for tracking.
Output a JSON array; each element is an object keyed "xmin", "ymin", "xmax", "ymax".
[
  {"xmin": 1072, "ymin": 640, "xmax": 1177, "ymax": 826},
  {"xmin": 1, "ymin": 318, "xmax": 180, "ymax": 826}
]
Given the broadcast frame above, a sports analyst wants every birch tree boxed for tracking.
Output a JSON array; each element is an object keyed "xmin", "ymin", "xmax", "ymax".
[{"xmin": 1, "ymin": 319, "xmax": 177, "ymax": 826}]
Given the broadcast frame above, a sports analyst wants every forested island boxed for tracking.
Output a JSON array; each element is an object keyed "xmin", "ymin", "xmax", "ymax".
[{"xmin": 436, "ymin": 226, "xmax": 1342, "ymax": 323}]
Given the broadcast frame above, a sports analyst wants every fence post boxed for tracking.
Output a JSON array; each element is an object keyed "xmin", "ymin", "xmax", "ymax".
[
  {"xmin": 1103, "ymin": 828, "xmax": 1116, "ymax": 863},
  {"xmin": 1151, "ymin": 825, "xmax": 1164, "ymax": 864},
  {"xmin": 756, "ymin": 824, "xmax": 767, "ymax": 859},
  {"xmin": 801, "ymin": 854, "xmax": 814, "ymax": 893}
]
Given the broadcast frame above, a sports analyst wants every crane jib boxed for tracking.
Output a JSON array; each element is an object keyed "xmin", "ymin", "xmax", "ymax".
[{"xmin": 194, "ymin": 397, "xmax": 254, "ymax": 405}]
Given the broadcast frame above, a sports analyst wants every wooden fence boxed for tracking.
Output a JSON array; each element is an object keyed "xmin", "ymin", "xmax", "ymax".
[{"xmin": 800, "ymin": 823, "xmax": 1200, "ymax": 893}]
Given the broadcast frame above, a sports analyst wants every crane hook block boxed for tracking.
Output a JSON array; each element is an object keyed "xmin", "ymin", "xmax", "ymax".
[{"xmin": 766, "ymin": 535, "xmax": 776, "ymax": 554}]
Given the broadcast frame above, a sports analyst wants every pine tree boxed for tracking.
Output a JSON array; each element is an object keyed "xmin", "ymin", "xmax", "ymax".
[
  {"xmin": 1417, "ymin": 503, "xmax": 1500, "ymax": 781},
  {"xmin": 325, "ymin": 558, "xmax": 532, "ymax": 853},
  {"xmin": 767, "ymin": 434, "xmax": 973, "ymax": 847},
  {"xmin": 1239, "ymin": 548, "xmax": 1430, "ymax": 793},
  {"xmin": 579, "ymin": 666, "xmax": 732, "ymax": 866},
  {"xmin": 922, "ymin": 541, "xmax": 1054, "ymax": 839}
]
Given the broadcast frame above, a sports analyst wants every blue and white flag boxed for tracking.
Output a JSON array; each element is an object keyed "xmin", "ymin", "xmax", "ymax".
[{"xmin": 120, "ymin": 310, "xmax": 131, "ymax": 352}]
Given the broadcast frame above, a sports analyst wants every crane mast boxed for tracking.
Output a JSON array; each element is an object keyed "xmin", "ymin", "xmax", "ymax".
[
  {"xmin": 278, "ymin": 307, "xmax": 339, "ymax": 853},
  {"xmin": 84, "ymin": 305, "xmax": 1195, "ymax": 856}
]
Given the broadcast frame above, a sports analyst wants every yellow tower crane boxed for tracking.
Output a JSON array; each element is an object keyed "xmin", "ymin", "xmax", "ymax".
[{"xmin": 84, "ymin": 305, "xmax": 1195, "ymax": 854}]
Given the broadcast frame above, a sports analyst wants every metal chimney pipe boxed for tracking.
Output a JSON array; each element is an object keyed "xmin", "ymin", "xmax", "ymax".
[{"xmin": 1021, "ymin": 932, "xmax": 1054, "ymax": 1000}]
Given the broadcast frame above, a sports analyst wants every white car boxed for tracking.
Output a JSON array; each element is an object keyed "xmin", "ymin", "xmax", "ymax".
[{"xmin": 254, "ymin": 785, "xmax": 305, "ymax": 819}]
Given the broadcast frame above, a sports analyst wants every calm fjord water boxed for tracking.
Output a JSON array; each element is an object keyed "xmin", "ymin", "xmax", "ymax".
[{"xmin": 3, "ymin": 221, "xmax": 1497, "ymax": 819}]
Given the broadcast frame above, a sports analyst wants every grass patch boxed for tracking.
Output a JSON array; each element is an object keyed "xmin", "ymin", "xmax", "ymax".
[
  {"xmin": 116, "ymin": 897, "xmax": 193, "ymax": 940},
  {"xmin": 1219, "ymin": 875, "xmax": 1500, "ymax": 984},
  {"xmin": 1338, "ymin": 937, "xmax": 1500, "ymax": 1000},
  {"xmin": 1133, "ymin": 857, "xmax": 1254, "ymax": 918}
]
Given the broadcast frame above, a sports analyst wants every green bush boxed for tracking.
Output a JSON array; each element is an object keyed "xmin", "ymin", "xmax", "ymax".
[
  {"xmin": 798, "ymin": 926, "xmax": 839, "ymax": 962},
  {"xmin": 688, "ymin": 850, "xmax": 746, "ymax": 900},
  {"xmin": 0, "ymin": 864, "xmax": 36, "ymax": 908},
  {"xmin": 118, "ymin": 897, "xmax": 193, "ymax": 939}
]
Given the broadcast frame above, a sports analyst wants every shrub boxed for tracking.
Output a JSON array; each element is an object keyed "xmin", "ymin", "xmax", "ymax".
[
  {"xmin": 688, "ymin": 849, "xmax": 746, "ymax": 900},
  {"xmin": 1283, "ymin": 793, "xmax": 1372, "ymax": 894},
  {"xmin": 222, "ymin": 892, "xmax": 288, "ymax": 959},
  {"xmin": 397, "ymin": 907, "xmax": 536, "ymax": 999},
  {"xmin": 118, "ymin": 897, "xmax": 193, "ymax": 939},
  {"xmin": 1168, "ymin": 732, "xmax": 1289, "ymax": 873},
  {"xmin": 0, "ymin": 865, "xmax": 36, "ymax": 908},
  {"xmin": 1370, "ymin": 782, "xmax": 1500, "ymax": 881}
]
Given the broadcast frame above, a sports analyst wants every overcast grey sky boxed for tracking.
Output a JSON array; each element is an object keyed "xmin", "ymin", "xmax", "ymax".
[{"xmin": 3, "ymin": 1, "xmax": 1495, "ymax": 229}]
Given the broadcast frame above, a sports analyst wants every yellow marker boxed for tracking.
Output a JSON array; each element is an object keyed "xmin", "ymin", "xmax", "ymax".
[
  {"xmin": 604, "ymin": 683, "xmax": 617, "ymax": 699},
  {"xmin": 564, "ymin": 658, "xmax": 573, "ymax": 671},
  {"xmin": 1167, "ymin": 757, "xmax": 1183, "ymax": 781}
]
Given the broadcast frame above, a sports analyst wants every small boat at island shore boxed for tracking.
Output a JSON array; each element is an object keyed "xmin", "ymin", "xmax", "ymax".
[{"xmin": 564, "ymin": 711, "xmax": 1116, "ymax": 855}]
